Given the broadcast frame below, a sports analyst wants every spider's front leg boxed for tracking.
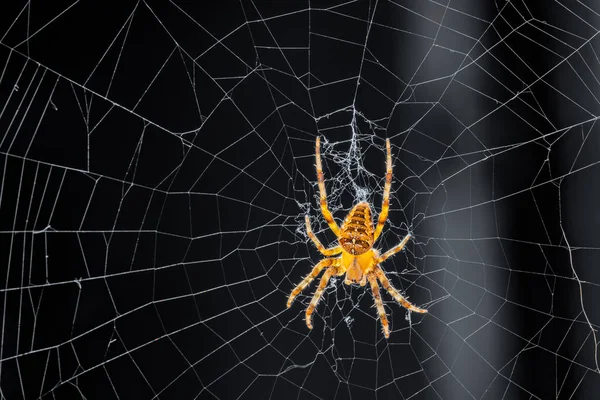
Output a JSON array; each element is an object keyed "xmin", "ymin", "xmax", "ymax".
[
  {"xmin": 288, "ymin": 258, "xmax": 337, "ymax": 308},
  {"xmin": 376, "ymin": 234, "xmax": 428, "ymax": 316},
  {"xmin": 374, "ymin": 266, "xmax": 427, "ymax": 314},
  {"xmin": 367, "ymin": 272, "xmax": 390, "ymax": 338},
  {"xmin": 305, "ymin": 260, "xmax": 341, "ymax": 329}
]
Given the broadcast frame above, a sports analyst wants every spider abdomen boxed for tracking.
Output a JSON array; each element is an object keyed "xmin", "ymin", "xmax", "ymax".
[{"xmin": 339, "ymin": 202, "xmax": 374, "ymax": 255}]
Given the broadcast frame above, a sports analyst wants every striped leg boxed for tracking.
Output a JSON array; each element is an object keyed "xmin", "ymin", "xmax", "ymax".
[
  {"xmin": 376, "ymin": 234, "xmax": 411, "ymax": 263},
  {"xmin": 305, "ymin": 261, "xmax": 340, "ymax": 329},
  {"xmin": 374, "ymin": 266, "xmax": 427, "ymax": 314},
  {"xmin": 305, "ymin": 215, "xmax": 342, "ymax": 256},
  {"xmin": 287, "ymin": 258, "xmax": 337, "ymax": 308},
  {"xmin": 315, "ymin": 137, "xmax": 341, "ymax": 237},
  {"xmin": 374, "ymin": 139, "xmax": 392, "ymax": 241},
  {"xmin": 368, "ymin": 272, "xmax": 390, "ymax": 338}
]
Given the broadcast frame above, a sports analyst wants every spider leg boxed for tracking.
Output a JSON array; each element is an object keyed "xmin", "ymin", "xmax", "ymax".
[
  {"xmin": 374, "ymin": 266, "xmax": 427, "ymax": 314},
  {"xmin": 305, "ymin": 215, "xmax": 342, "ymax": 256},
  {"xmin": 287, "ymin": 258, "xmax": 337, "ymax": 308},
  {"xmin": 376, "ymin": 233, "xmax": 411, "ymax": 263},
  {"xmin": 305, "ymin": 260, "xmax": 340, "ymax": 329},
  {"xmin": 315, "ymin": 137, "xmax": 341, "ymax": 237},
  {"xmin": 374, "ymin": 139, "xmax": 392, "ymax": 241},
  {"xmin": 367, "ymin": 272, "xmax": 390, "ymax": 338},
  {"xmin": 358, "ymin": 273, "xmax": 368, "ymax": 287}
]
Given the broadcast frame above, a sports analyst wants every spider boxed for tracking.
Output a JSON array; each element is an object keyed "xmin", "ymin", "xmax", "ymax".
[{"xmin": 287, "ymin": 137, "xmax": 428, "ymax": 338}]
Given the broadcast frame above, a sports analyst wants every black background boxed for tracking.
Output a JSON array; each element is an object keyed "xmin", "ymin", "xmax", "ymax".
[{"xmin": 1, "ymin": 1, "xmax": 600, "ymax": 399}]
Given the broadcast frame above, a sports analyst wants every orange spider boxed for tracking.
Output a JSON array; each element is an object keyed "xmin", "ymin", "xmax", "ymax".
[{"xmin": 287, "ymin": 137, "xmax": 428, "ymax": 338}]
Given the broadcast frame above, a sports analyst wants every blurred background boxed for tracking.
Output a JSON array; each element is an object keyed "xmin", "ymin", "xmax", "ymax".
[{"xmin": 1, "ymin": 1, "xmax": 600, "ymax": 399}]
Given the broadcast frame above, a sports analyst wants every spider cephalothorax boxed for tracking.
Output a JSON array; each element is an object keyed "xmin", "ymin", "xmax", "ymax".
[{"xmin": 287, "ymin": 137, "xmax": 427, "ymax": 338}]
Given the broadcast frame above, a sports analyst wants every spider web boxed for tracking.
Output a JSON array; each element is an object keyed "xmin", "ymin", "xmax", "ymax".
[{"xmin": 1, "ymin": 0, "xmax": 600, "ymax": 399}]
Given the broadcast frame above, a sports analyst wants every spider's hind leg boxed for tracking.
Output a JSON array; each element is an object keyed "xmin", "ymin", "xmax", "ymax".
[
  {"xmin": 376, "ymin": 233, "xmax": 411, "ymax": 263},
  {"xmin": 305, "ymin": 215, "xmax": 342, "ymax": 256},
  {"xmin": 315, "ymin": 137, "xmax": 341, "ymax": 238},
  {"xmin": 374, "ymin": 139, "xmax": 392, "ymax": 241}
]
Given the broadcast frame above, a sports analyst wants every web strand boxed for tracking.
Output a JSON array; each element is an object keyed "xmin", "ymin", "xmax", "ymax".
[{"xmin": 1, "ymin": 2, "xmax": 600, "ymax": 399}]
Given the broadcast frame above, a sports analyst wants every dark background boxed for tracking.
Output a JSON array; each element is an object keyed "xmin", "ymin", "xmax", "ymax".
[{"xmin": 1, "ymin": 1, "xmax": 600, "ymax": 399}]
